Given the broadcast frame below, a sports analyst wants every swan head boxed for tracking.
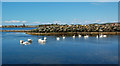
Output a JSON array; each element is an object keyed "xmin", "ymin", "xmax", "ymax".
[{"xmin": 44, "ymin": 37, "xmax": 47, "ymax": 40}]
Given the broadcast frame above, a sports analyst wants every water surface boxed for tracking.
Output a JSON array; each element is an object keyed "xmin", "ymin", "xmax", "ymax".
[
  {"xmin": 2, "ymin": 28, "xmax": 118, "ymax": 64},
  {"xmin": 1, "ymin": 27, "xmax": 37, "ymax": 30}
]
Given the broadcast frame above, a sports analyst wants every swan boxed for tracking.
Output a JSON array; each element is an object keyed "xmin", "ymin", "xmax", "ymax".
[
  {"xmin": 38, "ymin": 39, "xmax": 46, "ymax": 43},
  {"xmin": 78, "ymin": 35, "xmax": 81, "ymax": 38},
  {"xmin": 96, "ymin": 35, "xmax": 99, "ymax": 38},
  {"xmin": 84, "ymin": 35, "xmax": 89, "ymax": 39},
  {"xmin": 63, "ymin": 36, "xmax": 65, "ymax": 39},
  {"xmin": 20, "ymin": 40, "xmax": 24, "ymax": 44},
  {"xmin": 23, "ymin": 41, "xmax": 30, "ymax": 45},
  {"xmin": 99, "ymin": 35, "xmax": 103, "ymax": 38},
  {"xmin": 56, "ymin": 37, "xmax": 60, "ymax": 40},
  {"xmin": 44, "ymin": 37, "xmax": 47, "ymax": 40},
  {"xmin": 73, "ymin": 35, "xmax": 75, "ymax": 38},
  {"xmin": 28, "ymin": 39, "xmax": 32, "ymax": 42},
  {"xmin": 103, "ymin": 35, "xmax": 107, "ymax": 37}
]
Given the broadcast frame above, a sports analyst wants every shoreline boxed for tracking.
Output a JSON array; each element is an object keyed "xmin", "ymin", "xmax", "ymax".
[
  {"xmin": 0, "ymin": 30, "xmax": 120, "ymax": 35},
  {"xmin": 26, "ymin": 32, "xmax": 120, "ymax": 35},
  {"xmin": 0, "ymin": 30, "xmax": 31, "ymax": 32}
]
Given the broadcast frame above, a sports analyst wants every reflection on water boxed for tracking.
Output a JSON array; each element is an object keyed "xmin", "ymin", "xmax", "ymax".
[
  {"xmin": 2, "ymin": 32, "xmax": 118, "ymax": 64},
  {"xmin": 38, "ymin": 41, "xmax": 46, "ymax": 45}
]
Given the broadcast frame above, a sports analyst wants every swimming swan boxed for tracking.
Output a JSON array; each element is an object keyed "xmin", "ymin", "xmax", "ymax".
[
  {"xmin": 56, "ymin": 37, "xmax": 60, "ymax": 40},
  {"xmin": 44, "ymin": 37, "xmax": 47, "ymax": 40},
  {"xmin": 73, "ymin": 35, "xmax": 75, "ymax": 38},
  {"xmin": 20, "ymin": 40, "xmax": 24, "ymax": 44},
  {"xmin": 28, "ymin": 39, "xmax": 32, "ymax": 42},
  {"xmin": 78, "ymin": 35, "xmax": 81, "ymax": 38},
  {"xmin": 63, "ymin": 36, "xmax": 65, "ymax": 39},
  {"xmin": 96, "ymin": 35, "xmax": 99, "ymax": 38},
  {"xmin": 38, "ymin": 39, "xmax": 46, "ymax": 43},
  {"xmin": 84, "ymin": 35, "xmax": 89, "ymax": 39},
  {"xmin": 23, "ymin": 41, "xmax": 30, "ymax": 45}
]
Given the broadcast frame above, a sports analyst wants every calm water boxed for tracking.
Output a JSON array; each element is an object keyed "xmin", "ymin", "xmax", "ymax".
[
  {"xmin": 1, "ymin": 27, "xmax": 37, "ymax": 30},
  {"xmin": 2, "ymin": 28, "xmax": 118, "ymax": 64}
]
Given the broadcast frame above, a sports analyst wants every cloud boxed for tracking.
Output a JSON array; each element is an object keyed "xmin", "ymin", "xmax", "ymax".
[
  {"xmin": 53, "ymin": 21, "xmax": 61, "ymax": 24},
  {"xmin": 96, "ymin": 20, "xmax": 101, "ymax": 22},
  {"xmin": 4, "ymin": 20, "xmax": 27, "ymax": 23},
  {"xmin": 41, "ymin": 22, "xmax": 52, "ymax": 24},
  {"xmin": 33, "ymin": 22, "xmax": 41, "ymax": 24},
  {"xmin": 91, "ymin": 3, "xmax": 102, "ymax": 5},
  {"xmin": 71, "ymin": 19, "xmax": 82, "ymax": 24},
  {"xmin": 53, "ymin": 21, "xmax": 67, "ymax": 24},
  {"xmin": 33, "ymin": 22, "xmax": 52, "ymax": 24},
  {"xmin": 111, "ymin": 20, "xmax": 118, "ymax": 22},
  {"xmin": 22, "ymin": 21, "xmax": 27, "ymax": 23},
  {"xmin": 84, "ymin": 20, "xmax": 90, "ymax": 23}
]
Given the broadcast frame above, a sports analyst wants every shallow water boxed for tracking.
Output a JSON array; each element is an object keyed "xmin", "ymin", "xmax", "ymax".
[{"xmin": 1, "ymin": 28, "xmax": 118, "ymax": 64}]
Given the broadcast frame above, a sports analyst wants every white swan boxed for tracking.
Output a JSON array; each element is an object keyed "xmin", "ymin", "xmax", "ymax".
[
  {"xmin": 103, "ymin": 35, "xmax": 107, "ymax": 37},
  {"xmin": 23, "ymin": 41, "xmax": 30, "ymax": 45},
  {"xmin": 38, "ymin": 39, "xmax": 46, "ymax": 43},
  {"xmin": 20, "ymin": 40, "xmax": 24, "ymax": 44},
  {"xmin": 96, "ymin": 35, "xmax": 99, "ymax": 39},
  {"xmin": 73, "ymin": 35, "xmax": 75, "ymax": 38},
  {"xmin": 99, "ymin": 35, "xmax": 103, "ymax": 38},
  {"xmin": 44, "ymin": 37, "xmax": 47, "ymax": 40},
  {"xmin": 84, "ymin": 35, "xmax": 89, "ymax": 39},
  {"xmin": 56, "ymin": 37, "xmax": 60, "ymax": 40},
  {"xmin": 28, "ymin": 39, "xmax": 32, "ymax": 42},
  {"xmin": 63, "ymin": 36, "xmax": 65, "ymax": 39},
  {"xmin": 78, "ymin": 35, "xmax": 81, "ymax": 38},
  {"xmin": 99, "ymin": 34, "xmax": 107, "ymax": 38}
]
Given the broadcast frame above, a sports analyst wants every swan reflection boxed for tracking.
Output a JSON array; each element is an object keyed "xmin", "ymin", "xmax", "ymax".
[{"xmin": 38, "ymin": 40, "xmax": 46, "ymax": 45}]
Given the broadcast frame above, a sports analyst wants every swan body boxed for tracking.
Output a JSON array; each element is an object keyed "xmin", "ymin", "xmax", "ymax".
[
  {"xmin": 96, "ymin": 35, "xmax": 99, "ymax": 38},
  {"xmin": 28, "ymin": 39, "xmax": 32, "ymax": 42},
  {"xmin": 84, "ymin": 35, "xmax": 89, "ymax": 39},
  {"xmin": 63, "ymin": 36, "xmax": 65, "ymax": 39},
  {"xmin": 99, "ymin": 34, "xmax": 107, "ymax": 38},
  {"xmin": 73, "ymin": 35, "xmax": 75, "ymax": 38},
  {"xmin": 23, "ymin": 41, "xmax": 30, "ymax": 44},
  {"xmin": 78, "ymin": 35, "xmax": 81, "ymax": 38},
  {"xmin": 20, "ymin": 40, "xmax": 24, "ymax": 44},
  {"xmin": 99, "ymin": 35, "xmax": 103, "ymax": 38},
  {"xmin": 56, "ymin": 37, "xmax": 60, "ymax": 40},
  {"xmin": 38, "ymin": 39, "xmax": 46, "ymax": 43},
  {"xmin": 103, "ymin": 35, "xmax": 107, "ymax": 37}
]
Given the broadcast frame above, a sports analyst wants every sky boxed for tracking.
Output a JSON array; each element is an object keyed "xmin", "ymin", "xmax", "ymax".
[
  {"xmin": 2, "ymin": 2, "xmax": 118, "ymax": 25},
  {"xmin": 2, "ymin": 0, "xmax": 120, "ymax": 2}
]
